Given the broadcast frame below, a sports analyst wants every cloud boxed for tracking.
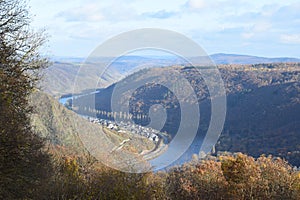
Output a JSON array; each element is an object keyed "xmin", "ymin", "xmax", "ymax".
[
  {"xmin": 56, "ymin": 4, "xmax": 104, "ymax": 22},
  {"xmin": 142, "ymin": 10, "xmax": 177, "ymax": 19},
  {"xmin": 241, "ymin": 33, "xmax": 255, "ymax": 39},
  {"xmin": 56, "ymin": 1, "xmax": 138, "ymax": 23},
  {"xmin": 253, "ymin": 21, "xmax": 272, "ymax": 32},
  {"xmin": 241, "ymin": 21, "xmax": 272, "ymax": 39},
  {"xmin": 280, "ymin": 34, "xmax": 300, "ymax": 44},
  {"xmin": 29, "ymin": 0, "xmax": 300, "ymax": 57},
  {"xmin": 272, "ymin": 2, "xmax": 300, "ymax": 22},
  {"xmin": 187, "ymin": 0, "xmax": 207, "ymax": 10}
]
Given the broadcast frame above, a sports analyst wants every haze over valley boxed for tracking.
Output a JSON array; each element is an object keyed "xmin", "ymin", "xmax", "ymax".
[{"xmin": 38, "ymin": 54, "xmax": 300, "ymax": 168}]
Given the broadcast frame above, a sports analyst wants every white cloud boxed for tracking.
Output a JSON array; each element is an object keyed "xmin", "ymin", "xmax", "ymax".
[
  {"xmin": 241, "ymin": 21, "xmax": 272, "ymax": 39},
  {"xmin": 187, "ymin": 0, "xmax": 206, "ymax": 10},
  {"xmin": 280, "ymin": 34, "xmax": 300, "ymax": 44},
  {"xmin": 56, "ymin": 4, "xmax": 105, "ymax": 22},
  {"xmin": 253, "ymin": 21, "xmax": 272, "ymax": 32},
  {"xmin": 242, "ymin": 33, "xmax": 254, "ymax": 39},
  {"xmin": 28, "ymin": 0, "xmax": 300, "ymax": 57}
]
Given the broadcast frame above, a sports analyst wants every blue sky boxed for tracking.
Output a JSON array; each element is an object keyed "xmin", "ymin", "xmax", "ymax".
[{"xmin": 29, "ymin": 0, "xmax": 300, "ymax": 58}]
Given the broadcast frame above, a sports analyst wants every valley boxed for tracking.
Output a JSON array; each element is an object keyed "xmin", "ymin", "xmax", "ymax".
[
  {"xmin": 54, "ymin": 61, "xmax": 300, "ymax": 166},
  {"xmin": 3, "ymin": 0, "xmax": 300, "ymax": 198}
]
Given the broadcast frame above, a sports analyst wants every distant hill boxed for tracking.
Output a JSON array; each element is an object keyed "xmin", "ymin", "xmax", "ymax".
[
  {"xmin": 40, "ymin": 62, "xmax": 122, "ymax": 97},
  {"xmin": 50, "ymin": 54, "xmax": 300, "ymax": 67},
  {"xmin": 41, "ymin": 56, "xmax": 187, "ymax": 97},
  {"xmin": 72, "ymin": 62, "xmax": 300, "ymax": 166},
  {"xmin": 210, "ymin": 53, "xmax": 300, "ymax": 64},
  {"xmin": 42, "ymin": 54, "xmax": 300, "ymax": 98}
]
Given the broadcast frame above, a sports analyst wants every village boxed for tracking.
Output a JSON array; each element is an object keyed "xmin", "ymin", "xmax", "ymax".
[{"xmin": 86, "ymin": 117, "xmax": 163, "ymax": 143}]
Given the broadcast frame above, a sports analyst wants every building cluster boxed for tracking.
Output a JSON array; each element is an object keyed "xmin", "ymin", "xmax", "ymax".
[{"xmin": 87, "ymin": 117, "xmax": 160, "ymax": 142}]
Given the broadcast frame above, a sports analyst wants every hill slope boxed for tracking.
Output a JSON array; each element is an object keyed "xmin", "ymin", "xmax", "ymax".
[
  {"xmin": 72, "ymin": 63, "xmax": 300, "ymax": 165},
  {"xmin": 40, "ymin": 62, "xmax": 121, "ymax": 97},
  {"xmin": 30, "ymin": 91, "xmax": 151, "ymax": 172}
]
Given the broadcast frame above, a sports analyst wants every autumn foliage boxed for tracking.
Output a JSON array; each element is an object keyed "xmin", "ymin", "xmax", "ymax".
[{"xmin": 35, "ymin": 152, "xmax": 300, "ymax": 200}]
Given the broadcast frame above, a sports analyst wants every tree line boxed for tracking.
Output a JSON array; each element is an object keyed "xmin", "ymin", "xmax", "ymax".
[{"xmin": 1, "ymin": 0, "xmax": 300, "ymax": 199}]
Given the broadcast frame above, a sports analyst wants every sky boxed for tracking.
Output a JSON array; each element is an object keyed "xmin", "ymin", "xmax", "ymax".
[{"xmin": 29, "ymin": 0, "xmax": 300, "ymax": 58}]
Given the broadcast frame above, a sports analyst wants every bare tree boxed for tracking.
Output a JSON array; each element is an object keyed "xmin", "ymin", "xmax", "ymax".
[{"xmin": 0, "ymin": 0, "xmax": 51, "ymax": 199}]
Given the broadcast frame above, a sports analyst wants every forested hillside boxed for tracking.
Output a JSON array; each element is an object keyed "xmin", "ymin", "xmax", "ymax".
[
  {"xmin": 73, "ymin": 63, "xmax": 300, "ymax": 165},
  {"xmin": 1, "ymin": 0, "xmax": 300, "ymax": 199}
]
